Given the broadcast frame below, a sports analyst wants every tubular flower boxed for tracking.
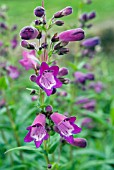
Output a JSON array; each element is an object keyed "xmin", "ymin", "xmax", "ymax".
[
  {"xmin": 24, "ymin": 114, "xmax": 49, "ymax": 148},
  {"xmin": 19, "ymin": 50, "xmax": 38, "ymax": 70},
  {"xmin": 36, "ymin": 62, "xmax": 62, "ymax": 96},
  {"xmin": 58, "ymin": 28, "xmax": 84, "ymax": 42},
  {"xmin": 51, "ymin": 112, "xmax": 81, "ymax": 144},
  {"xmin": 6, "ymin": 65, "xmax": 20, "ymax": 79},
  {"xmin": 81, "ymin": 37, "xmax": 100, "ymax": 47}
]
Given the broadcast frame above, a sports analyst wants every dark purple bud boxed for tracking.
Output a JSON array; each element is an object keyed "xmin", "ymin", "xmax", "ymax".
[
  {"xmin": 81, "ymin": 37, "xmax": 100, "ymax": 47},
  {"xmin": 88, "ymin": 11, "xmax": 96, "ymax": 19},
  {"xmin": 47, "ymin": 164, "xmax": 52, "ymax": 169},
  {"xmin": 79, "ymin": 13, "xmax": 88, "ymax": 22},
  {"xmin": 72, "ymin": 138, "xmax": 87, "ymax": 148},
  {"xmin": 20, "ymin": 26, "xmax": 39, "ymax": 40},
  {"xmin": 54, "ymin": 6, "xmax": 72, "ymax": 18},
  {"xmin": 0, "ymin": 22, "xmax": 8, "ymax": 29},
  {"xmin": 34, "ymin": 19, "xmax": 42, "ymax": 25},
  {"xmin": 30, "ymin": 75, "xmax": 37, "ymax": 82},
  {"xmin": 85, "ymin": 73, "xmax": 95, "ymax": 80},
  {"xmin": 58, "ymin": 67, "xmax": 69, "ymax": 77},
  {"xmin": 55, "ymin": 20, "xmax": 64, "ymax": 26},
  {"xmin": 59, "ymin": 77, "xmax": 70, "ymax": 84},
  {"xmin": 21, "ymin": 40, "xmax": 35, "ymax": 49},
  {"xmin": 34, "ymin": 6, "xmax": 45, "ymax": 17},
  {"xmin": 51, "ymin": 33, "xmax": 59, "ymax": 42},
  {"xmin": 11, "ymin": 25, "xmax": 17, "ymax": 31},
  {"xmin": 45, "ymin": 105, "xmax": 53, "ymax": 113},
  {"xmin": 41, "ymin": 42, "xmax": 48, "ymax": 49},
  {"xmin": 54, "ymin": 41, "xmax": 68, "ymax": 50},
  {"xmin": 58, "ymin": 28, "xmax": 85, "ymax": 42},
  {"xmin": 30, "ymin": 90, "xmax": 36, "ymax": 95},
  {"xmin": 57, "ymin": 48, "xmax": 69, "ymax": 55}
]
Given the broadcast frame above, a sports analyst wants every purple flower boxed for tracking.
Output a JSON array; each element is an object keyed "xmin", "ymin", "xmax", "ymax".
[
  {"xmin": 0, "ymin": 41, "xmax": 3, "ymax": 47},
  {"xmin": 85, "ymin": 73, "xmax": 95, "ymax": 80},
  {"xmin": 89, "ymin": 81, "xmax": 104, "ymax": 93},
  {"xmin": 81, "ymin": 100, "xmax": 96, "ymax": 111},
  {"xmin": 51, "ymin": 112, "xmax": 81, "ymax": 144},
  {"xmin": 54, "ymin": 6, "xmax": 72, "ymax": 18},
  {"xmin": 20, "ymin": 26, "xmax": 39, "ymax": 40},
  {"xmin": 19, "ymin": 50, "xmax": 38, "ymax": 70},
  {"xmin": 36, "ymin": 62, "xmax": 62, "ymax": 96},
  {"xmin": 81, "ymin": 117, "xmax": 93, "ymax": 128},
  {"xmin": 24, "ymin": 114, "xmax": 49, "ymax": 148},
  {"xmin": 74, "ymin": 71, "xmax": 86, "ymax": 84},
  {"xmin": 7, "ymin": 65, "xmax": 20, "ymax": 79},
  {"xmin": 11, "ymin": 36, "xmax": 18, "ymax": 49},
  {"xmin": 81, "ymin": 37, "xmax": 100, "ymax": 47},
  {"xmin": 76, "ymin": 98, "xmax": 90, "ymax": 105},
  {"xmin": 34, "ymin": 6, "xmax": 45, "ymax": 17},
  {"xmin": 58, "ymin": 28, "xmax": 84, "ymax": 42}
]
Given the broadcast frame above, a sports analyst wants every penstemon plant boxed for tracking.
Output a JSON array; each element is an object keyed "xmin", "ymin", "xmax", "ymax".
[{"xmin": 19, "ymin": 0, "xmax": 87, "ymax": 169}]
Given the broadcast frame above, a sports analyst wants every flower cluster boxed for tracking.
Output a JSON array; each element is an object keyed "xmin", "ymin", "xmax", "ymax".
[{"xmin": 19, "ymin": 4, "xmax": 87, "ymax": 150}]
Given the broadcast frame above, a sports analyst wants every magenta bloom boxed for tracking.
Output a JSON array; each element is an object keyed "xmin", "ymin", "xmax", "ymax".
[
  {"xmin": 58, "ymin": 28, "xmax": 84, "ymax": 42},
  {"xmin": 7, "ymin": 65, "xmax": 20, "ymax": 79},
  {"xmin": 36, "ymin": 62, "xmax": 62, "ymax": 96},
  {"xmin": 19, "ymin": 50, "xmax": 38, "ymax": 70},
  {"xmin": 24, "ymin": 114, "xmax": 49, "ymax": 148},
  {"xmin": 51, "ymin": 112, "xmax": 81, "ymax": 144}
]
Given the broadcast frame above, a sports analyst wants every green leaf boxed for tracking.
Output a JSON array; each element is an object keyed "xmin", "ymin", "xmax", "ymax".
[
  {"xmin": 0, "ymin": 76, "xmax": 8, "ymax": 89},
  {"xmin": 110, "ymin": 100, "xmax": 114, "ymax": 125},
  {"xmin": 5, "ymin": 145, "xmax": 42, "ymax": 154}
]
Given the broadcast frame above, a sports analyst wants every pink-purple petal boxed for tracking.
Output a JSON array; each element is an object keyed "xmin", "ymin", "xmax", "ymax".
[
  {"xmin": 40, "ymin": 62, "xmax": 49, "ymax": 74},
  {"xmin": 34, "ymin": 140, "xmax": 43, "ymax": 148},
  {"xmin": 49, "ymin": 65, "xmax": 59, "ymax": 76}
]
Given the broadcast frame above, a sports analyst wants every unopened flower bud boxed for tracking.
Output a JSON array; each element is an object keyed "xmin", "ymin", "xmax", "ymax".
[
  {"xmin": 81, "ymin": 37, "xmax": 100, "ymax": 47},
  {"xmin": 59, "ymin": 77, "xmax": 70, "ymax": 84},
  {"xmin": 79, "ymin": 13, "xmax": 88, "ymax": 22},
  {"xmin": 30, "ymin": 75, "xmax": 37, "ymax": 82},
  {"xmin": 34, "ymin": 19, "xmax": 42, "ymax": 25},
  {"xmin": 54, "ymin": 6, "xmax": 72, "ymax": 18},
  {"xmin": 58, "ymin": 67, "xmax": 69, "ymax": 77},
  {"xmin": 72, "ymin": 138, "xmax": 87, "ymax": 148},
  {"xmin": 34, "ymin": 6, "xmax": 45, "ymax": 17},
  {"xmin": 31, "ymin": 95, "xmax": 38, "ymax": 101},
  {"xmin": 58, "ymin": 28, "xmax": 84, "ymax": 42},
  {"xmin": 88, "ymin": 11, "xmax": 96, "ymax": 19},
  {"xmin": 57, "ymin": 48, "xmax": 69, "ymax": 55},
  {"xmin": 30, "ymin": 90, "xmax": 36, "ymax": 95},
  {"xmin": 20, "ymin": 26, "xmax": 39, "ymax": 40},
  {"xmin": 21, "ymin": 40, "xmax": 35, "ymax": 49},
  {"xmin": 86, "ymin": 73, "xmax": 94, "ymax": 80},
  {"xmin": 47, "ymin": 164, "xmax": 52, "ymax": 169},
  {"xmin": 45, "ymin": 105, "xmax": 53, "ymax": 113},
  {"xmin": 51, "ymin": 33, "xmax": 59, "ymax": 42},
  {"xmin": 55, "ymin": 20, "xmax": 64, "ymax": 26}
]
